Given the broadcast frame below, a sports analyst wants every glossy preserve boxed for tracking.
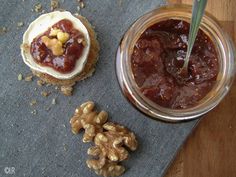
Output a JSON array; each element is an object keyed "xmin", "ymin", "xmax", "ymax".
[
  {"xmin": 30, "ymin": 19, "xmax": 85, "ymax": 73},
  {"xmin": 131, "ymin": 19, "xmax": 219, "ymax": 109}
]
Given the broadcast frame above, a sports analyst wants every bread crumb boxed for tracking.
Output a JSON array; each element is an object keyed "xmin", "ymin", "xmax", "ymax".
[
  {"xmin": 80, "ymin": 1, "xmax": 85, "ymax": 8},
  {"xmin": 0, "ymin": 27, "xmax": 7, "ymax": 35},
  {"xmin": 63, "ymin": 143, "xmax": 68, "ymax": 151},
  {"xmin": 37, "ymin": 80, "xmax": 45, "ymax": 87},
  {"xmin": 77, "ymin": 0, "xmax": 85, "ymax": 9},
  {"xmin": 50, "ymin": 0, "xmax": 59, "ymax": 11},
  {"xmin": 41, "ymin": 91, "xmax": 50, "ymax": 97},
  {"xmin": 17, "ymin": 22, "xmax": 24, "ymax": 27},
  {"xmin": 31, "ymin": 110, "xmax": 37, "ymax": 115},
  {"xmin": 118, "ymin": 0, "xmax": 123, "ymax": 6},
  {"xmin": 52, "ymin": 98, "xmax": 56, "ymax": 105},
  {"xmin": 34, "ymin": 3, "xmax": 42, "ymax": 13},
  {"xmin": 45, "ymin": 107, "xmax": 51, "ymax": 111},
  {"xmin": 18, "ymin": 74, "xmax": 23, "ymax": 81},
  {"xmin": 30, "ymin": 99, "xmax": 37, "ymax": 106},
  {"xmin": 61, "ymin": 85, "xmax": 74, "ymax": 96},
  {"xmin": 24, "ymin": 75, "xmax": 33, "ymax": 82}
]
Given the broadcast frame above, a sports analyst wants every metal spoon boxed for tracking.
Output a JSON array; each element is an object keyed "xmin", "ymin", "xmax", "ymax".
[{"xmin": 179, "ymin": 0, "xmax": 208, "ymax": 76}]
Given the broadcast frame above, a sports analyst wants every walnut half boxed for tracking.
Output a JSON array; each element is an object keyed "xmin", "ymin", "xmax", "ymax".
[
  {"xmin": 88, "ymin": 160, "xmax": 125, "ymax": 177},
  {"xmin": 86, "ymin": 122, "xmax": 138, "ymax": 176},
  {"xmin": 70, "ymin": 101, "xmax": 108, "ymax": 142}
]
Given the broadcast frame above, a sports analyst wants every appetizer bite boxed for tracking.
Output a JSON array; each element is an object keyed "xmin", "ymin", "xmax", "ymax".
[{"xmin": 21, "ymin": 11, "xmax": 99, "ymax": 95}]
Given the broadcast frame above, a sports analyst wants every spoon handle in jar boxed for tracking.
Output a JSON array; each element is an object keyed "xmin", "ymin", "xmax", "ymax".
[{"xmin": 183, "ymin": 0, "xmax": 208, "ymax": 70}]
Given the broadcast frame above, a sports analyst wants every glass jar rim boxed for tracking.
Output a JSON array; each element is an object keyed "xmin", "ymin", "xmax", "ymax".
[{"xmin": 116, "ymin": 4, "xmax": 236, "ymax": 122}]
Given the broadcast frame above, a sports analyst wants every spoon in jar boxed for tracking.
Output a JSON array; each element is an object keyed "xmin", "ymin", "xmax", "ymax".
[{"xmin": 179, "ymin": 0, "xmax": 208, "ymax": 76}]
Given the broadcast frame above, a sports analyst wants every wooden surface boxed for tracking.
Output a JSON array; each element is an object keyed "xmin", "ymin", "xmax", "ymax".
[{"xmin": 165, "ymin": 0, "xmax": 236, "ymax": 177}]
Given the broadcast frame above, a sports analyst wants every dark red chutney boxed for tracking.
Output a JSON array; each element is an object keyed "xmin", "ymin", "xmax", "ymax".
[
  {"xmin": 30, "ymin": 19, "xmax": 85, "ymax": 73},
  {"xmin": 131, "ymin": 19, "xmax": 219, "ymax": 109}
]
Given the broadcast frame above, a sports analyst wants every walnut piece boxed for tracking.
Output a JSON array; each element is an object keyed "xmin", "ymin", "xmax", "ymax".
[
  {"xmin": 70, "ymin": 101, "xmax": 108, "ymax": 142},
  {"xmin": 37, "ymin": 80, "xmax": 45, "ymax": 87},
  {"xmin": 50, "ymin": 0, "xmax": 59, "ymax": 11},
  {"xmin": 49, "ymin": 28, "xmax": 69, "ymax": 43},
  {"xmin": 0, "ymin": 26, "xmax": 7, "ymax": 35},
  {"xmin": 87, "ymin": 122, "xmax": 137, "ymax": 162},
  {"xmin": 41, "ymin": 91, "xmax": 50, "ymax": 97},
  {"xmin": 24, "ymin": 75, "xmax": 33, "ymax": 82},
  {"xmin": 34, "ymin": 3, "xmax": 42, "ymax": 13},
  {"xmin": 18, "ymin": 73, "xmax": 23, "ymax": 81},
  {"xmin": 60, "ymin": 85, "xmax": 74, "ymax": 96},
  {"xmin": 49, "ymin": 28, "xmax": 61, "ymax": 36},
  {"xmin": 30, "ymin": 99, "xmax": 37, "ymax": 106},
  {"xmin": 87, "ymin": 160, "xmax": 125, "ymax": 177},
  {"xmin": 70, "ymin": 101, "xmax": 138, "ymax": 177},
  {"xmin": 42, "ymin": 28, "xmax": 69, "ymax": 56},
  {"xmin": 17, "ymin": 22, "xmax": 24, "ymax": 27},
  {"xmin": 42, "ymin": 36, "xmax": 64, "ymax": 56},
  {"xmin": 86, "ymin": 122, "xmax": 137, "ymax": 177},
  {"xmin": 86, "ymin": 146, "xmax": 126, "ymax": 177}
]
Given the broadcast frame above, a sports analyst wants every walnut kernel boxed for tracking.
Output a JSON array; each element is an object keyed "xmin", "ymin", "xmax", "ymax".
[
  {"xmin": 88, "ymin": 122, "xmax": 137, "ymax": 164},
  {"xmin": 60, "ymin": 85, "xmax": 74, "ymax": 96},
  {"xmin": 37, "ymin": 80, "xmax": 45, "ymax": 87},
  {"xmin": 50, "ymin": 0, "xmax": 59, "ymax": 11},
  {"xmin": 30, "ymin": 99, "xmax": 37, "ymax": 106},
  {"xmin": 34, "ymin": 3, "xmax": 42, "ymax": 13},
  {"xmin": 41, "ymin": 91, "xmax": 50, "ymax": 97},
  {"xmin": 17, "ymin": 22, "xmax": 24, "ymax": 27},
  {"xmin": 70, "ymin": 101, "xmax": 108, "ymax": 142},
  {"xmin": 86, "ymin": 122, "xmax": 137, "ymax": 177},
  {"xmin": 18, "ymin": 73, "xmax": 23, "ymax": 81},
  {"xmin": 42, "ymin": 36, "xmax": 64, "ymax": 56},
  {"xmin": 49, "ymin": 28, "xmax": 61, "ymax": 36},
  {"xmin": 24, "ymin": 75, "xmax": 33, "ymax": 82},
  {"xmin": 87, "ymin": 160, "xmax": 125, "ymax": 177},
  {"xmin": 57, "ymin": 31, "xmax": 69, "ymax": 43},
  {"xmin": 70, "ymin": 101, "xmax": 138, "ymax": 177},
  {"xmin": 49, "ymin": 28, "xmax": 70, "ymax": 43}
]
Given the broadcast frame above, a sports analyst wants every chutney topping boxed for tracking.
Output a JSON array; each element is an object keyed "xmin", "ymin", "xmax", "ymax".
[
  {"xmin": 131, "ymin": 19, "xmax": 219, "ymax": 109},
  {"xmin": 30, "ymin": 19, "xmax": 85, "ymax": 73}
]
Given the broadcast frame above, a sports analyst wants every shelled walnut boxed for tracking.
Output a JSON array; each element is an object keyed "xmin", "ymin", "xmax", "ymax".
[
  {"xmin": 86, "ymin": 122, "xmax": 138, "ymax": 176},
  {"xmin": 70, "ymin": 101, "xmax": 108, "ymax": 142},
  {"xmin": 86, "ymin": 147, "xmax": 125, "ymax": 177},
  {"xmin": 93, "ymin": 122, "xmax": 137, "ymax": 161},
  {"xmin": 42, "ymin": 28, "xmax": 70, "ymax": 56},
  {"xmin": 60, "ymin": 84, "xmax": 74, "ymax": 96},
  {"xmin": 88, "ymin": 160, "xmax": 125, "ymax": 177},
  {"xmin": 70, "ymin": 101, "xmax": 138, "ymax": 177}
]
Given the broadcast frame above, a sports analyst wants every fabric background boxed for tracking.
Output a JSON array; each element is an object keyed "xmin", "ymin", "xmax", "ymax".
[{"xmin": 0, "ymin": 1, "xmax": 197, "ymax": 177}]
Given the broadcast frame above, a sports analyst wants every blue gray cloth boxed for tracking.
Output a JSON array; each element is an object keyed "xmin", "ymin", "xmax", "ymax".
[{"xmin": 0, "ymin": 0, "xmax": 198, "ymax": 177}]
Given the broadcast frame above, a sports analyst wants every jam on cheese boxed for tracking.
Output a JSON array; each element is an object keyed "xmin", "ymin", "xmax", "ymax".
[{"xmin": 30, "ymin": 19, "xmax": 85, "ymax": 73}]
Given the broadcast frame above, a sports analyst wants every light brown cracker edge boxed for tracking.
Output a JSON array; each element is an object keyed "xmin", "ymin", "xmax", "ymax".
[{"xmin": 32, "ymin": 15, "xmax": 100, "ymax": 86}]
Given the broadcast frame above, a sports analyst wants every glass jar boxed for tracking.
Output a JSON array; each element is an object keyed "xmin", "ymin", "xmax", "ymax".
[{"xmin": 116, "ymin": 4, "xmax": 236, "ymax": 122}]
